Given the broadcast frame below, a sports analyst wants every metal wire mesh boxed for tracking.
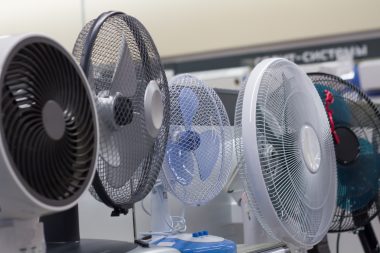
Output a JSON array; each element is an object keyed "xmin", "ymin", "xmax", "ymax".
[
  {"xmin": 235, "ymin": 59, "xmax": 337, "ymax": 248},
  {"xmin": 309, "ymin": 73, "xmax": 380, "ymax": 232},
  {"xmin": 160, "ymin": 74, "xmax": 233, "ymax": 206},
  {"xmin": 73, "ymin": 13, "xmax": 169, "ymax": 209}
]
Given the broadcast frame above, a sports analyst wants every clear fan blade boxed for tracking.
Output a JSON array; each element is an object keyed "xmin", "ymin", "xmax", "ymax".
[
  {"xmin": 103, "ymin": 116, "xmax": 153, "ymax": 188},
  {"xmin": 194, "ymin": 129, "xmax": 220, "ymax": 181},
  {"xmin": 110, "ymin": 33, "xmax": 138, "ymax": 97},
  {"xmin": 167, "ymin": 142, "xmax": 194, "ymax": 186},
  {"xmin": 179, "ymin": 87, "xmax": 199, "ymax": 129}
]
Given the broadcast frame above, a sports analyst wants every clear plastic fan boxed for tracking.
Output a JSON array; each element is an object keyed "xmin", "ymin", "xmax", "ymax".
[
  {"xmin": 235, "ymin": 58, "xmax": 337, "ymax": 250},
  {"xmin": 160, "ymin": 74, "xmax": 233, "ymax": 205}
]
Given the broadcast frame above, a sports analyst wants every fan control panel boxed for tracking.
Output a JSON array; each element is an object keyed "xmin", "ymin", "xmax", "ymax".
[{"xmin": 154, "ymin": 233, "xmax": 237, "ymax": 253}]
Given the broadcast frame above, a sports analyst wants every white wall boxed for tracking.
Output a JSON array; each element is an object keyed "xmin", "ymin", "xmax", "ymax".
[
  {"xmin": 0, "ymin": 0, "xmax": 83, "ymax": 51},
  {"xmin": 78, "ymin": 191, "xmax": 134, "ymax": 242}
]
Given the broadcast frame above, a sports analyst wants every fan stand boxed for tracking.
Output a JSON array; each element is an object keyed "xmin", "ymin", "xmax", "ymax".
[
  {"xmin": 0, "ymin": 218, "xmax": 45, "ymax": 252},
  {"xmin": 357, "ymin": 223, "xmax": 379, "ymax": 253},
  {"xmin": 226, "ymin": 166, "xmax": 288, "ymax": 252},
  {"xmin": 41, "ymin": 205, "xmax": 80, "ymax": 244},
  {"xmin": 42, "ymin": 206, "xmax": 139, "ymax": 253},
  {"xmin": 150, "ymin": 181, "xmax": 172, "ymax": 240},
  {"xmin": 353, "ymin": 206, "xmax": 380, "ymax": 253},
  {"xmin": 241, "ymin": 192, "xmax": 276, "ymax": 246},
  {"xmin": 307, "ymin": 236, "xmax": 330, "ymax": 253}
]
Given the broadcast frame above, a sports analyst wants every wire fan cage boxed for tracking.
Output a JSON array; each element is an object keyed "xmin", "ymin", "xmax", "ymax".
[
  {"xmin": 160, "ymin": 74, "xmax": 233, "ymax": 206},
  {"xmin": 309, "ymin": 73, "xmax": 380, "ymax": 232},
  {"xmin": 73, "ymin": 12, "xmax": 169, "ymax": 211},
  {"xmin": 0, "ymin": 37, "xmax": 97, "ymax": 206},
  {"xmin": 235, "ymin": 59, "xmax": 337, "ymax": 248}
]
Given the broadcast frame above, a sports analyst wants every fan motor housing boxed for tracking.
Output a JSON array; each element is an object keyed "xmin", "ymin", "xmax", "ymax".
[{"xmin": 0, "ymin": 34, "xmax": 99, "ymax": 219}]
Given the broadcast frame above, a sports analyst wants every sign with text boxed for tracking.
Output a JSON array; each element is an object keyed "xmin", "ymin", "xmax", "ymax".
[{"xmin": 165, "ymin": 37, "xmax": 380, "ymax": 73}]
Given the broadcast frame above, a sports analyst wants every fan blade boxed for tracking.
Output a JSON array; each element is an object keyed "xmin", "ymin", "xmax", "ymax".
[
  {"xmin": 179, "ymin": 87, "xmax": 199, "ymax": 129},
  {"xmin": 194, "ymin": 129, "xmax": 220, "ymax": 181},
  {"xmin": 110, "ymin": 33, "xmax": 138, "ymax": 97},
  {"xmin": 102, "ymin": 116, "xmax": 153, "ymax": 188},
  {"xmin": 167, "ymin": 142, "xmax": 194, "ymax": 186},
  {"xmin": 337, "ymin": 138, "xmax": 379, "ymax": 212}
]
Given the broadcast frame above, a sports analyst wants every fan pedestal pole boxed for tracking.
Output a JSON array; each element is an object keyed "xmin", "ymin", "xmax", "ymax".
[
  {"xmin": 358, "ymin": 223, "xmax": 379, "ymax": 253},
  {"xmin": 151, "ymin": 182, "xmax": 171, "ymax": 239},
  {"xmin": 0, "ymin": 218, "xmax": 45, "ymax": 252},
  {"xmin": 241, "ymin": 192, "xmax": 275, "ymax": 245},
  {"xmin": 42, "ymin": 205, "xmax": 80, "ymax": 245}
]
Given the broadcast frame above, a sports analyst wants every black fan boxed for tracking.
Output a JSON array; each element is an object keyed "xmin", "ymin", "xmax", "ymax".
[
  {"xmin": 309, "ymin": 73, "xmax": 380, "ymax": 253},
  {"xmin": 1, "ymin": 36, "xmax": 98, "ymax": 205},
  {"xmin": 0, "ymin": 34, "xmax": 98, "ymax": 252}
]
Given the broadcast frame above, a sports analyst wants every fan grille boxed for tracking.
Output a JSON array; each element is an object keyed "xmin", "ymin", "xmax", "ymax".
[
  {"xmin": 161, "ymin": 74, "xmax": 233, "ymax": 205},
  {"xmin": 236, "ymin": 59, "xmax": 337, "ymax": 247},
  {"xmin": 0, "ymin": 39, "xmax": 97, "ymax": 205},
  {"xmin": 309, "ymin": 73, "xmax": 380, "ymax": 232},
  {"xmin": 73, "ymin": 13, "xmax": 169, "ymax": 209}
]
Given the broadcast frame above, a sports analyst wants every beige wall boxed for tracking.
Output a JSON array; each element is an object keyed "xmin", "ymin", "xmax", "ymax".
[
  {"xmin": 0, "ymin": 0, "xmax": 380, "ymax": 56},
  {"xmin": 0, "ymin": 0, "xmax": 83, "ymax": 52},
  {"xmin": 1, "ymin": 0, "xmax": 379, "ymax": 57},
  {"xmin": 85, "ymin": 0, "xmax": 380, "ymax": 57}
]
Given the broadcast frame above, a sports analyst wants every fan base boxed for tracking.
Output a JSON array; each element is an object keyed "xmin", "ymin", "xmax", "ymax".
[{"xmin": 46, "ymin": 239, "xmax": 137, "ymax": 253}]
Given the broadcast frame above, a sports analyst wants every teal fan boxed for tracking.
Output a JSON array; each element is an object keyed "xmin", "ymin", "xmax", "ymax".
[{"xmin": 309, "ymin": 73, "xmax": 380, "ymax": 232}]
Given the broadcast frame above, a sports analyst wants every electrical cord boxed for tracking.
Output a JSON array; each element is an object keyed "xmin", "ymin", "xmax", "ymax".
[
  {"xmin": 336, "ymin": 232, "xmax": 341, "ymax": 253},
  {"xmin": 336, "ymin": 208, "xmax": 345, "ymax": 253},
  {"xmin": 140, "ymin": 184, "xmax": 187, "ymax": 238},
  {"xmin": 141, "ymin": 198, "xmax": 151, "ymax": 216}
]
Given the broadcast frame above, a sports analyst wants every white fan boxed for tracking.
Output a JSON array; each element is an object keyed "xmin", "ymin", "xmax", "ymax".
[
  {"xmin": 148, "ymin": 74, "xmax": 237, "ymax": 253},
  {"xmin": 0, "ymin": 34, "xmax": 98, "ymax": 252},
  {"xmin": 235, "ymin": 58, "xmax": 337, "ymax": 252}
]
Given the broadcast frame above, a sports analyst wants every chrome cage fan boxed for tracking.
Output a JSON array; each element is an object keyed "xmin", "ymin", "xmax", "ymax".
[
  {"xmin": 73, "ymin": 11, "xmax": 170, "ymax": 214},
  {"xmin": 235, "ymin": 58, "xmax": 337, "ymax": 250}
]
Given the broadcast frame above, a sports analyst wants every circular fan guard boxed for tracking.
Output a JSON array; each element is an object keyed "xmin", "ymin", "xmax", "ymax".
[
  {"xmin": 73, "ymin": 11, "xmax": 169, "ymax": 213},
  {"xmin": 309, "ymin": 73, "xmax": 380, "ymax": 232},
  {"xmin": 160, "ymin": 74, "xmax": 233, "ymax": 206},
  {"xmin": 235, "ymin": 58, "xmax": 337, "ymax": 248},
  {"xmin": 0, "ymin": 36, "xmax": 98, "ymax": 206}
]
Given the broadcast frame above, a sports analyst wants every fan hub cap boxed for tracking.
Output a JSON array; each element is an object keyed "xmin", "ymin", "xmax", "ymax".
[
  {"xmin": 178, "ymin": 130, "xmax": 201, "ymax": 151},
  {"xmin": 335, "ymin": 126, "xmax": 360, "ymax": 165},
  {"xmin": 144, "ymin": 80, "xmax": 164, "ymax": 138},
  {"xmin": 300, "ymin": 125, "xmax": 321, "ymax": 174},
  {"xmin": 113, "ymin": 96, "xmax": 133, "ymax": 126},
  {"xmin": 97, "ymin": 92, "xmax": 133, "ymax": 129},
  {"xmin": 42, "ymin": 100, "xmax": 65, "ymax": 140}
]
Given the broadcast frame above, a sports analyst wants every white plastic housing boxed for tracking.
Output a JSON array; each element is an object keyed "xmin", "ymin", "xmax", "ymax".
[
  {"xmin": 0, "ymin": 34, "xmax": 98, "ymax": 219},
  {"xmin": 0, "ymin": 219, "xmax": 45, "ymax": 252},
  {"xmin": 358, "ymin": 59, "xmax": 380, "ymax": 93},
  {"xmin": 151, "ymin": 182, "xmax": 172, "ymax": 236},
  {"xmin": 241, "ymin": 58, "xmax": 337, "ymax": 249},
  {"xmin": 144, "ymin": 80, "xmax": 164, "ymax": 138}
]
